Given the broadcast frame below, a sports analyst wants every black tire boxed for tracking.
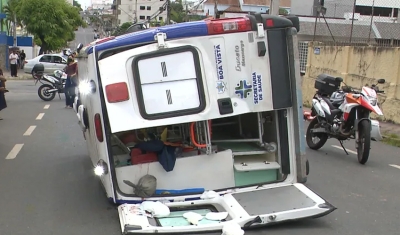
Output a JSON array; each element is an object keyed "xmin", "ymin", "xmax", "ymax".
[
  {"xmin": 38, "ymin": 84, "xmax": 56, "ymax": 101},
  {"xmin": 357, "ymin": 120, "xmax": 371, "ymax": 164},
  {"xmin": 306, "ymin": 118, "xmax": 328, "ymax": 150}
]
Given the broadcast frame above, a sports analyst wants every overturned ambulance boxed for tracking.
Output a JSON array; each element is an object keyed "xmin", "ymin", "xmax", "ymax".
[{"xmin": 74, "ymin": 13, "xmax": 335, "ymax": 234}]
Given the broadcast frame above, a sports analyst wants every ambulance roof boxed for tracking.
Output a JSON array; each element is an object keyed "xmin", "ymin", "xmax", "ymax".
[{"xmin": 86, "ymin": 21, "xmax": 208, "ymax": 55}]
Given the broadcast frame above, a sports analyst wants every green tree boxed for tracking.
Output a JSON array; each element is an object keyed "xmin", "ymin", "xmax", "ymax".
[
  {"xmin": 170, "ymin": 1, "xmax": 186, "ymax": 23},
  {"xmin": 112, "ymin": 22, "xmax": 132, "ymax": 36},
  {"xmin": 279, "ymin": 8, "xmax": 289, "ymax": 16},
  {"xmin": 17, "ymin": 0, "xmax": 86, "ymax": 54},
  {"xmin": 119, "ymin": 22, "xmax": 132, "ymax": 32},
  {"xmin": 3, "ymin": 0, "xmax": 21, "ymax": 45}
]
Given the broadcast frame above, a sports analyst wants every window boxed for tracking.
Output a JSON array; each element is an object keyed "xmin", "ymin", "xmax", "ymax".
[
  {"xmin": 139, "ymin": 15, "xmax": 145, "ymax": 19},
  {"xmin": 355, "ymin": 5, "xmax": 398, "ymax": 17},
  {"xmin": 146, "ymin": 16, "xmax": 150, "ymax": 20},
  {"xmin": 39, "ymin": 55, "xmax": 52, "ymax": 63},
  {"xmin": 147, "ymin": 6, "xmax": 151, "ymax": 10},
  {"xmin": 52, "ymin": 56, "xmax": 63, "ymax": 64},
  {"xmin": 159, "ymin": 16, "xmax": 163, "ymax": 20},
  {"xmin": 140, "ymin": 6, "xmax": 145, "ymax": 10}
]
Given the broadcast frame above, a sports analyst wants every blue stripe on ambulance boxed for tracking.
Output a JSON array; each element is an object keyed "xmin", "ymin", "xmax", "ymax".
[{"xmin": 86, "ymin": 21, "xmax": 209, "ymax": 55}]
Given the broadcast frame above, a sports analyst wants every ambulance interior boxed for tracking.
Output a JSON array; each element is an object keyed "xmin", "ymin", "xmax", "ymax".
[{"xmin": 110, "ymin": 110, "xmax": 286, "ymax": 197}]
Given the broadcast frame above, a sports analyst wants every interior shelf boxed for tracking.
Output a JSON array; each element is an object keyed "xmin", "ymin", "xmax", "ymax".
[{"xmin": 215, "ymin": 142, "xmax": 268, "ymax": 156}]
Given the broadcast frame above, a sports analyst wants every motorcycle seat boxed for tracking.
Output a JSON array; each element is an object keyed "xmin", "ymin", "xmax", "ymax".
[
  {"xmin": 331, "ymin": 109, "xmax": 341, "ymax": 116},
  {"xmin": 321, "ymin": 96, "xmax": 337, "ymax": 110}
]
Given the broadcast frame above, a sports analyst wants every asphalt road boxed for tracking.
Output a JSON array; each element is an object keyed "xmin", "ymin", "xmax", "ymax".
[{"xmin": 1, "ymin": 80, "xmax": 400, "ymax": 235}]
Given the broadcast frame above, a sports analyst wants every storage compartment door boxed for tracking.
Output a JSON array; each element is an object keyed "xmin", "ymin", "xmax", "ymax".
[
  {"xmin": 132, "ymin": 46, "xmax": 206, "ymax": 120},
  {"xmin": 231, "ymin": 183, "xmax": 335, "ymax": 222},
  {"xmin": 117, "ymin": 183, "xmax": 335, "ymax": 234}
]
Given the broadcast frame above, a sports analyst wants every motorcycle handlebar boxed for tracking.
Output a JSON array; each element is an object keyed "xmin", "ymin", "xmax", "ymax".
[{"xmin": 341, "ymin": 86, "xmax": 384, "ymax": 94}]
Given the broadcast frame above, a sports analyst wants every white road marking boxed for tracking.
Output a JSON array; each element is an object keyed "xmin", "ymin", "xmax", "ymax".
[
  {"xmin": 36, "ymin": 113, "xmax": 45, "ymax": 120},
  {"xmin": 331, "ymin": 145, "xmax": 358, "ymax": 155},
  {"xmin": 5, "ymin": 144, "xmax": 24, "ymax": 159},
  {"xmin": 23, "ymin": 126, "xmax": 36, "ymax": 136},
  {"xmin": 389, "ymin": 164, "xmax": 400, "ymax": 170},
  {"xmin": 43, "ymin": 104, "xmax": 50, "ymax": 109}
]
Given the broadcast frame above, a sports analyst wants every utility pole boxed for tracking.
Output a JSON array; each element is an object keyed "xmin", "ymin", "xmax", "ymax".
[
  {"xmin": 349, "ymin": 0, "xmax": 356, "ymax": 43},
  {"xmin": 269, "ymin": 0, "xmax": 280, "ymax": 16},
  {"xmin": 214, "ymin": 0, "xmax": 218, "ymax": 18},
  {"xmin": 185, "ymin": 0, "xmax": 188, "ymax": 22},
  {"xmin": 135, "ymin": 0, "xmax": 138, "ymax": 23},
  {"xmin": 166, "ymin": 0, "xmax": 171, "ymax": 24},
  {"xmin": 13, "ymin": 14, "xmax": 17, "ymax": 47}
]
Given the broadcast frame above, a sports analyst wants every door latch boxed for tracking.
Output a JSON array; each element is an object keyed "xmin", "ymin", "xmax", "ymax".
[
  {"xmin": 256, "ymin": 23, "xmax": 265, "ymax": 38},
  {"xmin": 154, "ymin": 32, "xmax": 167, "ymax": 48}
]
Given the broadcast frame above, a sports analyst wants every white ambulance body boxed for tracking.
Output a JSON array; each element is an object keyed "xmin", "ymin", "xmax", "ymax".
[{"xmin": 75, "ymin": 14, "xmax": 335, "ymax": 234}]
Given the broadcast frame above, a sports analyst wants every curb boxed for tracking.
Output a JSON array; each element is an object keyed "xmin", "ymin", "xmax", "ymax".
[{"xmin": 5, "ymin": 76, "xmax": 31, "ymax": 80}]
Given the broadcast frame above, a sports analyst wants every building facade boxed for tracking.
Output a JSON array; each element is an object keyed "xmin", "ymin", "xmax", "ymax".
[
  {"xmin": 292, "ymin": 0, "xmax": 400, "ymax": 21},
  {"xmin": 290, "ymin": 0, "xmax": 319, "ymax": 16},
  {"xmin": 202, "ymin": 0, "xmax": 291, "ymax": 17},
  {"xmin": 114, "ymin": 0, "xmax": 167, "ymax": 25}
]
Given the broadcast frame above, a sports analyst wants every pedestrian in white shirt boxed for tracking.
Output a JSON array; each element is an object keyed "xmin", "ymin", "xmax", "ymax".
[{"xmin": 9, "ymin": 51, "xmax": 19, "ymax": 77}]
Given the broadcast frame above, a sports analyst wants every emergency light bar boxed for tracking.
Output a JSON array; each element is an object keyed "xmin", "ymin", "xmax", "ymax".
[
  {"xmin": 205, "ymin": 17, "xmax": 252, "ymax": 35},
  {"xmin": 95, "ymin": 36, "xmax": 115, "ymax": 45}
]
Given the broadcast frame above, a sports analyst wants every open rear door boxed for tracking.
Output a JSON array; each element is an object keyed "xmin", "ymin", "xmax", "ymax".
[{"xmin": 118, "ymin": 183, "xmax": 335, "ymax": 234}]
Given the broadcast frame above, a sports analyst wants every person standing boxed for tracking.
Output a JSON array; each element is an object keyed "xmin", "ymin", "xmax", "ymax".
[
  {"xmin": 63, "ymin": 57, "xmax": 78, "ymax": 108},
  {"xmin": 0, "ymin": 70, "xmax": 7, "ymax": 120},
  {"xmin": 9, "ymin": 51, "xmax": 19, "ymax": 77},
  {"xmin": 20, "ymin": 50, "xmax": 26, "ymax": 69}
]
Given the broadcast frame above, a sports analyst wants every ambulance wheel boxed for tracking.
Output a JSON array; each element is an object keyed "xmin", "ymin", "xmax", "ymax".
[
  {"xmin": 38, "ymin": 84, "xmax": 56, "ymax": 101},
  {"xmin": 306, "ymin": 159, "xmax": 310, "ymax": 176}
]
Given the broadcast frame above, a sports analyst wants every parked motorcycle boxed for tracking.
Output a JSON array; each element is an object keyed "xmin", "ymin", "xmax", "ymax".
[
  {"xmin": 306, "ymin": 74, "xmax": 385, "ymax": 164},
  {"xmin": 32, "ymin": 64, "xmax": 67, "ymax": 101}
]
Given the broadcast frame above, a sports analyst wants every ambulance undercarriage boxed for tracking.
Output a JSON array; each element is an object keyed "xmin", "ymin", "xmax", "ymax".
[{"xmin": 76, "ymin": 14, "xmax": 335, "ymax": 234}]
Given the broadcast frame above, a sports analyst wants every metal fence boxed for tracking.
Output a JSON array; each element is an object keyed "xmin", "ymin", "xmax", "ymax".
[
  {"xmin": 298, "ymin": 41, "xmax": 309, "ymax": 74},
  {"xmin": 298, "ymin": 0, "xmax": 400, "ymax": 75}
]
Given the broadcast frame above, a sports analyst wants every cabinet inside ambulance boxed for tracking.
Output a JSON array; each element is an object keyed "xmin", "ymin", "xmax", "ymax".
[{"xmin": 109, "ymin": 110, "xmax": 287, "ymax": 197}]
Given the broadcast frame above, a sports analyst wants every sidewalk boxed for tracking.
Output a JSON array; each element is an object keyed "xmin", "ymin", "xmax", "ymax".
[{"xmin": 3, "ymin": 68, "xmax": 31, "ymax": 80}]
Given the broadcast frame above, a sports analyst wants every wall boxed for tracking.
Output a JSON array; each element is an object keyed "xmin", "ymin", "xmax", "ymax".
[
  {"xmin": 303, "ymin": 42, "xmax": 400, "ymax": 123},
  {"xmin": 290, "ymin": 0, "xmax": 317, "ymax": 16},
  {"xmin": 241, "ymin": 5, "xmax": 268, "ymax": 12},
  {"xmin": 324, "ymin": 0, "xmax": 355, "ymax": 18},
  {"xmin": 203, "ymin": 4, "xmax": 230, "ymax": 17}
]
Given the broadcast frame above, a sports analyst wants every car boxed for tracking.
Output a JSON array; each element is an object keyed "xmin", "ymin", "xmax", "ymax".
[{"xmin": 23, "ymin": 54, "xmax": 67, "ymax": 74}]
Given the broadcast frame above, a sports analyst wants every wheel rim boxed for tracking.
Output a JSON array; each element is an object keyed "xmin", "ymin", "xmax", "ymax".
[
  {"xmin": 41, "ymin": 87, "xmax": 53, "ymax": 98},
  {"xmin": 310, "ymin": 123, "xmax": 322, "ymax": 144}
]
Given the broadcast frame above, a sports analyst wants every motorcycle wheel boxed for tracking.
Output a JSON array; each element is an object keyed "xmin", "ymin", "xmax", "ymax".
[
  {"xmin": 38, "ymin": 84, "xmax": 56, "ymax": 101},
  {"xmin": 357, "ymin": 120, "xmax": 371, "ymax": 164},
  {"xmin": 306, "ymin": 118, "xmax": 328, "ymax": 150}
]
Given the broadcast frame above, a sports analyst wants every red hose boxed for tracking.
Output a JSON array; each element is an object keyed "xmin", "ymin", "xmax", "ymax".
[{"xmin": 190, "ymin": 121, "xmax": 212, "ymax": 148}]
